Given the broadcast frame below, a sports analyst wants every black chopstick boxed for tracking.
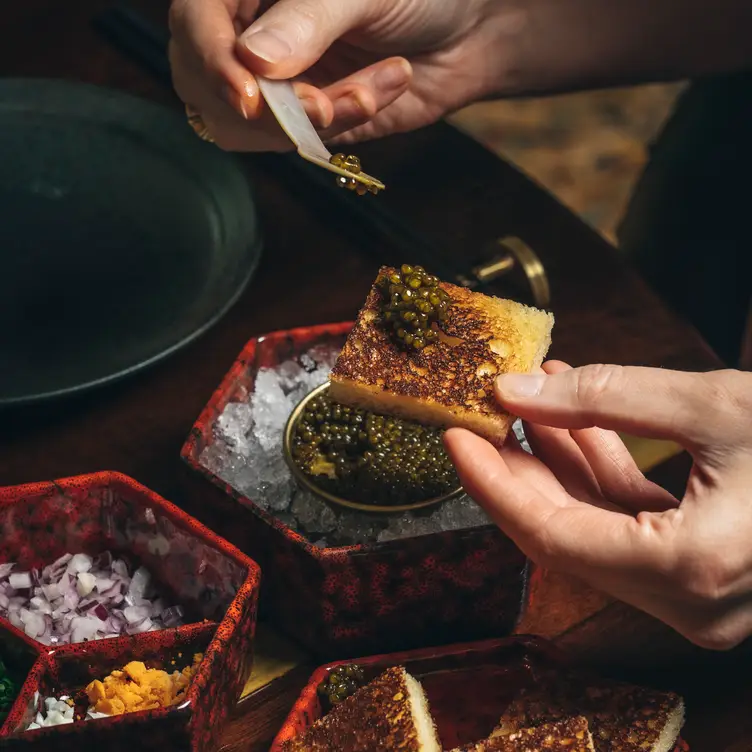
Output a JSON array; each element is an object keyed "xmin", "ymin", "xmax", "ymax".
[{"xmin": 93, "ymin": 6, "xmax": 173, "ymax": 88}]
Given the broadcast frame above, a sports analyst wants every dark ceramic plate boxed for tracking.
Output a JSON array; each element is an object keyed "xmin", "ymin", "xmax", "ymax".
[{"xmin": 0, "ymin": 78, "xmax": 261, "ymax": 407}]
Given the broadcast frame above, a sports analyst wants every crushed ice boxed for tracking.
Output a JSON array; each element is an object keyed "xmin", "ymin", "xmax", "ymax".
[{"xmin": 199, "ymin": 345, "xmax": 530, "ymax": 546}]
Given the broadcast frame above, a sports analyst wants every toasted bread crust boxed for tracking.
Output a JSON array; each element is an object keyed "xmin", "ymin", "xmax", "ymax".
[
  {"xmin": 452, "ymin": 717, "xmax": 595, "ymax": 751},
  {"xmin": 493, "ymin": 671, "xmax": 684, "ymax": 752},
  {"xmin": 280, "ymin": 666, "xmax": 437, "ymax": 751},
  {"xmin": 330, "ymin": 268, "xmax": 554, "ymax": 444}
]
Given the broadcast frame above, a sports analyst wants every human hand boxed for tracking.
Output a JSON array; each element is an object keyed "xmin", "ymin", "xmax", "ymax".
[
  {"xmin": 168, "ymin": 0, "xmax": 513, "ymax": 150},
  {"xmin": 444, "ymin": 360, "xmax": 752, "ymax": 650}
]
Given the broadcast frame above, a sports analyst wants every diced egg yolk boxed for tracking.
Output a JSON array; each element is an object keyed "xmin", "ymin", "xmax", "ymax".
[{"xmin": 85, "ymin": 654, "xmax": 203, "ymax": 716}]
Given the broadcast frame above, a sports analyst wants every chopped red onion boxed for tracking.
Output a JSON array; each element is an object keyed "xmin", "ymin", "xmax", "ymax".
[
  {"xmin": 93, "ymin": 551, "xmax": 113, "ymax": 570},
  {"xmin": 63, "ymin": 590, "xmax": 79, "ymax": 611},
  {"xmin": 66, "ymin": 554, "xmax": 93, "ymax": 575},
  {"xmin": 20, "ymin": 609, "xmax": 46, "ymax": 638},
  {"xmin": 0, "ymin": 563, "xmax": 14, "ymax": 578},
  {"xmin": 76, "ymin": 572, "xmax": 96, "ymax": 598},
  {"xmin": 0, "ymin": 551, "xmax": 185, "ymax": 644},
  {"xmin": 111, "ymin": 560, "xmax": 128, "ymax": 579},
  {"xmin": 70, "ymin": 615, "xmax": 104, "ymax": 643},
  {"xmin": 126, "ymin": 617, "xmax": 153, "ymax": 635},
  {"xmin": 161, "ymin": 605, "xmax": 185, "ymax": 628},
  {"xmin": 29, "ymin": 597, "xmax": 52, "ymax": 615},
  {"xmin": 126, "ymin": 567, "xmax": 150, "ymax": 601},
  {"xmin": 9, "ymin": 572, "xmax": 32, "ymax": 590},
  {"xmin": 96, "ymin": 581, "xmax": 123, "ymax": 601},
  {"xmin": 123, "ymin": 605, "xmax": 151, "ymax": 624},
  {"xmin": 41, "ymin": 583, "xmax": 60, "ymax": 601},
  {"xmin": 42, "ymin": 554, "xmax": 71, "ymax": 581}
]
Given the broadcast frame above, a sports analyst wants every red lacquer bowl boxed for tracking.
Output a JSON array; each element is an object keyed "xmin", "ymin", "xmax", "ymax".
[
  {"xmin": 0, "ymin": 472, "xmax": 260, "ymax": 752},
  {"xmin": 270, "ymin": 635, "xmax": 690, "ymax": 752},
  {"xmin": 181, "ymin": 322, "xmax": 530, "ymax": 659}
]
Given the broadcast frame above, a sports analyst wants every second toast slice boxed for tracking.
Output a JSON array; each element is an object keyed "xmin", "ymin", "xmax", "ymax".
[{"xmin": 451, "ymin": 717, "xmax": 595, "ymax": 751}]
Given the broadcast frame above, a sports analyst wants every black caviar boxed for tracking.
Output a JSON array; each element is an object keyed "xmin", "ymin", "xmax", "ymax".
[
  {"xmin": 377, "ymin": 264, "xmax": 452, "ymax": 351},
  {"xmin": 292, "ymin": 391, "xmax": 458, "ymax": 507},
  {"xmin": 317, "ymin": 664, "xmax": 366, "ymax": 710}
]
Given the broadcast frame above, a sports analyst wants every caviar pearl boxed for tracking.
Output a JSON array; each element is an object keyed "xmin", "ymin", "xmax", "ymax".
[
  {"xmin": 291, "ymin": 392, "xmax": 458, "ymax": 507},
  {"xmin": 377, "ymin": 265, "xmax": 451, "ymax": 351}
]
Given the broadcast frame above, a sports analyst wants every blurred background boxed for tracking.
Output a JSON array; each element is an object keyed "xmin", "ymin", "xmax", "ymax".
[{"xmin": 450, "ymin": 82, "xmax": 686, "ymax": 245}]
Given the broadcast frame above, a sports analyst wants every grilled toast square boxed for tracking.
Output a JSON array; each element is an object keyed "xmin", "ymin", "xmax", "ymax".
[
  {"xmin": 280, "ymin": 665, "xmax": 441, "ymax": 751},
  {"xmin": 492, "ymin": 671, "xmax": 685, "ymax": 752},
  {"xmin": 451, "ymin": 717, "xmax": 595, "ymax": 752},
  {"xmin": 330, "ymin": 267, "xmax": 554, "ymax": 445}
]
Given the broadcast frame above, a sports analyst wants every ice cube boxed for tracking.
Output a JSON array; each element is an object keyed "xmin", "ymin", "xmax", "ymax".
[
  {"xmin": 333, "ymin": 511, "xmax": 386, "ymax": 545},
  {"xmin": 306, "ymin": 344, "xmax": 339, "ymax": 371},
  {"xmin": 299, "ymin": 352, "xmax": 316, "ymax": 372},
  {"xmin": 256, "ymin": 476, "xmax": 296, "ymax": 512},
  {"xmin": 432, "ymin": 495, "xmax": 491, "ymax": 531},
  {"xmin": 216, "ymin": 402, "xmax": 254, "ymax": 453},
  {"xmin": 251, "ymin": 369, "xmax": 292, "ymax": 451},
  {"xmin": 276, "ymin": 360, "xmax": 305, "ymax": 391},
  {"xmin": 290, "ymin": 489, "xmax": 337, "ymax": 535},
  {"xmin": 275, "ymin": 512, "xmax": 299, "ymax": 531}
]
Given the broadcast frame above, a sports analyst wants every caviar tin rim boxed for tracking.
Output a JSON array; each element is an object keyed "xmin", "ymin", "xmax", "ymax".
[{"xmin": 283, "ymin": 381, "xmax": 464, "ymax": 514}]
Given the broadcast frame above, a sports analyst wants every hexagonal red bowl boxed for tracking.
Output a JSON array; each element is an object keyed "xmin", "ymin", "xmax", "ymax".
[
  {"xmin": 270, "ymin": 635, "xmax": 690, "ymax": 752},
  {"xmin": 181, "ymin": 322, "xmax": 530, "ymax": 659},
  {"xmin": 0, "ymin": 472, "xmax": 260, "ymax": 752}
]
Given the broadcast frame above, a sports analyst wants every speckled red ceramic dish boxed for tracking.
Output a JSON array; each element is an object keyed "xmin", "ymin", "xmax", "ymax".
[
  {"xmin": 181, "ymin": 323, "xmax": 530, "ymax": 659},
  {"xmin": 0, "ymin": 472, "xmax": 260, "ymax": 752},
  {"xmin": 270, "ymin": 635, "xmax": 690, "ymax": 752}
]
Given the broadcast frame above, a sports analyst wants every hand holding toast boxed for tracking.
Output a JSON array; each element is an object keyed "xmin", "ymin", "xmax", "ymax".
[{"xmin": 445, "ymin": 361, "xmax": 752, "ymax": 650}]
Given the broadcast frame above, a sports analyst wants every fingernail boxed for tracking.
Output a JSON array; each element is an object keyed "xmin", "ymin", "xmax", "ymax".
[
  {"xmin": 332, "ymin": 92, "xmax": 365, "ymax": 122},
  {"xmin": 300, "ymin": 96, "xmax": 330, "ymax": 129},
  {"xmin": 242, "ymin": 29, "xmax": 292, "ymax": 64},
  {"xmin": 373, "ymin": 60, "xmax": 410, "ymax": 92},
  {"xmin": 496, "ymin": 374, "xmax": 546, "ymax": 398},
  {"xmin": 243, "ymin": 79, "xmax": 258, "ymax": 100},
  {"xmin": 224, "ymin": 86, "xmax": 249, "ymax": 119}
]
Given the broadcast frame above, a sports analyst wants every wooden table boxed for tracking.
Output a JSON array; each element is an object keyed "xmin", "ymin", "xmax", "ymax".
[{"xmin": 3, "ymin": 2, "xmax": 751, "ymax": 750}]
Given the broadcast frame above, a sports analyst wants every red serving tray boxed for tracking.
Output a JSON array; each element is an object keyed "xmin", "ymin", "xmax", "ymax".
[
  {"xmin": 0, "ymin": 472, "xmax": 260, "ymax": 752},
  {"xmin": 271, "ymin": 635, "xmax": 689, "ymax": 752},
  {"xmin": 182, "ymin": 323, "xmax": 530, "ymax": 658}
]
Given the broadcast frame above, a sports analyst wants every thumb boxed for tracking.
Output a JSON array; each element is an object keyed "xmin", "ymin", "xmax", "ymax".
[
  {"xmin": 238, "ymin": 0, "xmax": 380, "ymax": 78},
  {"xmin": 495, "ymin": 363, "xmax": 736, "ymax": 447}
]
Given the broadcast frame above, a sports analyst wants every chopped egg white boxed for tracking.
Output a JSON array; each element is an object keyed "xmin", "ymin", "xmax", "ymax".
[{"xmin": 26, "ymin": 695, "xmax": 111, "ymax": 730}]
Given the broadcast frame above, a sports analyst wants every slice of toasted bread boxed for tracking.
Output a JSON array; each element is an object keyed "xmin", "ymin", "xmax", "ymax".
[
  {"xmin": 451, "ymin": 717, "xmax": 595, "ymax": 751},
  {"xmin": 330, "ymin": 267, "xmax": 554, "ymax": 445},
  {"xmin": 492, "ymin": 671, "xmax": 684, "ymax": 752},
  {"xmin": 280, "ymin": 665, "xmax": 441, "ymax": 751}
]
